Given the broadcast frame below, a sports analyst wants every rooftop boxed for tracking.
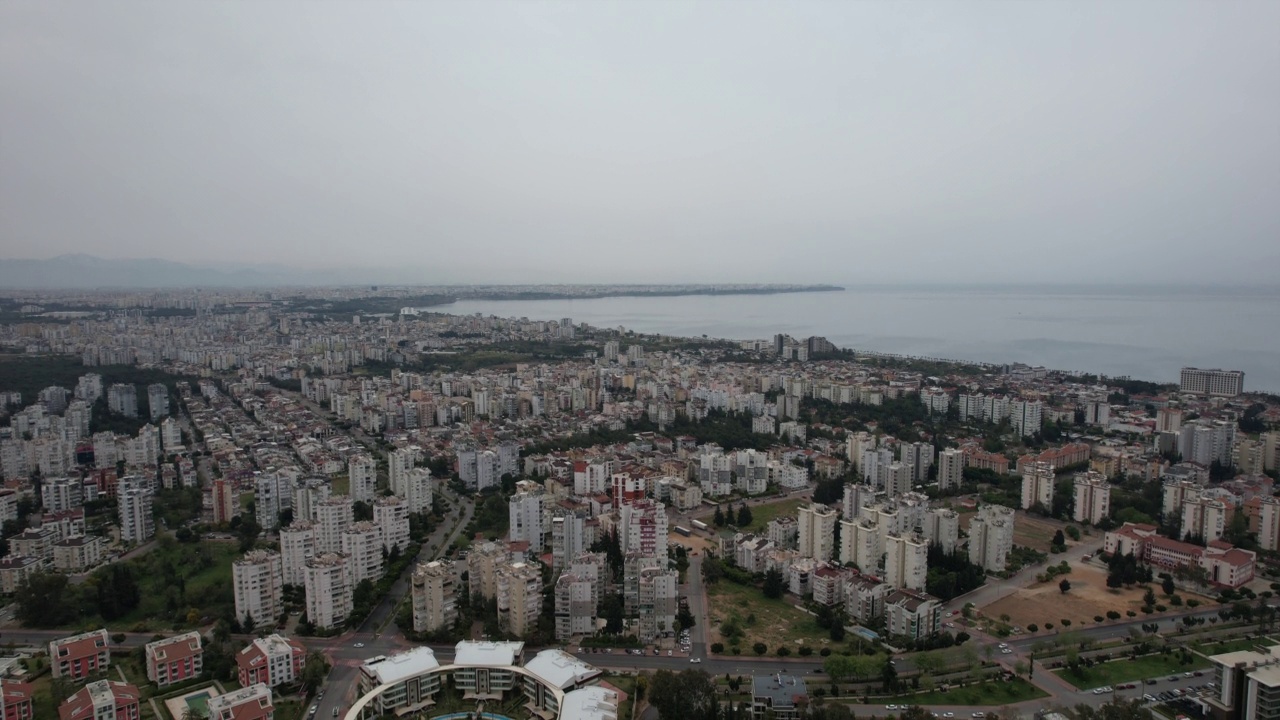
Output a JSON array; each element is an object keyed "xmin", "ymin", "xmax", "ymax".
[
  {"xmin": 752, "ymin": 674, "xmax": 807, "ymax": 709},
  {"xmin": 452, "ymin": 640, "xmax": 524, "ymax": 667},
  {"xmin": 523, "ymin": 649, "xmax": 603, "ymax": 690},
  {"xmin": 559, "ymin": 686, "xmax": 619, "ymax": 720},
  {"xmin": 362, "ymin": 647, "xmax": 440, "ymax": 685}
]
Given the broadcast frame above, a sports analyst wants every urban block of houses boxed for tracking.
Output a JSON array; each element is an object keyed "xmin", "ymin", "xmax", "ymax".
[
  {"xmin": 236, "ymin": 634, "xmax": 307, "ymax": 688},
  {"xmin": 50, "ymin": 629, "xmax": 110, "ymax": 681},
  {"xmin": 58, "ymin": 680, "xmax": 141, "ymax": 720},
  {"xmin": 145, "ymin": 631, "xmax": 203, "ymax": 687}
]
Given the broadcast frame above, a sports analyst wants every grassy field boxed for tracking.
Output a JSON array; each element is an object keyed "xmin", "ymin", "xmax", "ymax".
[
  {"xmin": 888, "ymin": 677, "xmax": 1047, "ymax": 705},
  {"xmin": 707, "ymin": 579, "xmax": 837, "ymax": 653},
  {"xmin": 104, "ymin": 540, "xmax": 239, "ymax": 631},
  {"xmin": 1053, "ymin": 653, "xmax": 1212, "ymax": 688},
  {"xmin": 740, "ymin": 498, "xmax": 806, "ymax": 533}
]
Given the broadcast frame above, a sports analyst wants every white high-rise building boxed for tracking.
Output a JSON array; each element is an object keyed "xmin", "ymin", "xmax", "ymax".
[
  {"xmin": 42, "ymin": 477, "xmax": 83, "ymax": 513},
  {"xmin": 107, "ymin": 384, "xmax": 138, "ymax": 418},
  {"xmin": 554, "ymin": 572, "xmax": 597, "ymax": 641},
  {"xmin": 388, "ymin": 448, "xmax": 422, "ymax": 497},
  {"xmin": 255, "ymin": 472, "xmax": 290, "ymax": 530},
  {"xmin": 147, "ymin": 384, "xmax": 169, "ymax": 421},
  {"xmin": 117, "ymin": 476, "xmax": 153, "ymax": 544},
  {"xmin": 373, "ymin": 495, "xmax": 410, "ymax": 554},
  {"xmin": 550, "ymin": 510, "xmax": 587, "ymax": 572},
  {"xmin": 842, "ymin": 483, "xmax": 874, "ymax": 520},
  {"xmin": 899, "ymin": 442, "xmax": 934, "ymax": 485},
  {"xmin": 797, "ymin": 503, "xmax": 837, "ymax": 563},
  {"xmin": 1072, "ymin": 471, "xmax": 1111, "ymax": 525},
  {"xmin": 1182, "ymin": 495, "xmax": 1229, "ymax": 543},
  {"xmin": 304, "ymin": 553, "xmax": 353, "ymax": 631},
  {"xmin": 1258, "ymin": 497, "xmax": 1280, "ymax": 552},
  {"xmin": 884, "ymin": 532, "xmax": 928, "ymax": 591},
  {"xmin": 316, "ymin": 496, "xmax": 354, "ymax": 555},
  {"xmin": 160, "ymin": 417, "xmax": 182, "ymax": 452},
  {"xmin": 348, "ymin": 455, "xmax": 377, "ymax": 503},
  {"xmin": 637, "ymin": 566, "xmax": 679, "ymax": 643},
  {"xmin": 619, "ymin": 500, "xmax": 668, "ymax": 558},
  {"xmin": 884, "ymin": 462, "xmax": 912, "ymax": 498},
  {"xmin": 1180, "ymin": 368, "xmax": 1244, "ymax": 397},
  {"xmin": 342, "ymin": 521, "xmax": 384, "ymax": 584},
  {"xmin": 1021, "ymin": 461, "xmax": 1055, "ymax": 511},
  {"xmin": 411, "ymin": 559, "xmax": 457, "ymax": 634},
  {"xmin": 968, "ymin": 505, "xmax": 1015, "ymax": 572},
  {"xmin": 496, "ymin": 561, "xmax": 542, "ymax": 638},
  {"xmin": 839, "ymin": 517, "xmax": 881, "ymax": 572},
  {"xmin": 922, "ymin": 508, "xmax": 959, "ymax": 553},
  {"xmin": 861, "ymin": 447, "xmax": 895, "ymax": 486},
  {"xmin": 1010, "ymin": 399, "xmax": 1043, "ymax": 437},
  {"xmin": 402, "ymin": 468, "xmax": 433, "ymax": 515},
  {"xmin": 937, "ymin": 448, "xmax": 965, "ymax": 492},
  {"xmin": 292, "ymin": 478, "xmax": 330, "ymax": 523},
  {"xmin": 1178, "ymin": 420, "xmax": 1236, "ymax": 468},
  {"xmin": 509, "ymin": 489, "xmax": 545, "ymax": 553},
  {"xmin": 279, "ymin": 521, "xmax": 317, "ymax": 586},
  {"xmin": 233, "ymin": 550, "xmax": 284, "ymax": 629}
]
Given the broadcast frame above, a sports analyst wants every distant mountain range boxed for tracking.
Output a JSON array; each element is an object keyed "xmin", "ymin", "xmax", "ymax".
[{"xmin": 0, "ymin": 254, "xmax": 408, "ymax": 288}]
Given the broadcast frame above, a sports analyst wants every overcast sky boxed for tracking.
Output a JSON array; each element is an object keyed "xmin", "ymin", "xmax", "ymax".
[{"xmin": 2, "ymin": 1, "xmax": 1277, "ymax": 284}]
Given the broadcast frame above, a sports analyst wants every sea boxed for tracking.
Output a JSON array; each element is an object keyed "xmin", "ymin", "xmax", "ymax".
[{"xmin": 435, "ymin": 285, "xmax": 1280, "ymax": 394}]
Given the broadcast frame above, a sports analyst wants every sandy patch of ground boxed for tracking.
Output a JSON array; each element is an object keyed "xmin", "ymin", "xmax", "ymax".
[{"xmin": 982, "ymin": 563, "xmax": 1215, "ymax": 630}]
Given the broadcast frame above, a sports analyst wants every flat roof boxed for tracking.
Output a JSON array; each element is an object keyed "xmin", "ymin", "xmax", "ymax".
[
  {"xmin": 752, "ymin": 674, "xmax": 807, "ymax": 709},
  {"xmin": 524, "ymin": 649, "xmax": 602, "ymax": 690},
  {"xmin": 362, "ymin": 647, "xmax": 440, "ymax": 685},
  {"xmin": 1251, "ymin": 664, "xmax": 1280, "ymax": 688},
  {"xmin": 452, "ymin": 641, "xmax": 523, "ymax": 667},
  {"xmin": 559, "ymin": 686, "xmax": 618, "ymax": 720}
]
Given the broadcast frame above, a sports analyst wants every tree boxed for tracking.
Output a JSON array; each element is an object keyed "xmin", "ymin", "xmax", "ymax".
[
  {"xmin": 15, "ymin": 572, "xmax": 81, "ymax": 627},
  {"xmin": 300, "ymin": 651, "xmax": 330, "ymax": 693},
  {"xmin": 1143, "ymin": 587, "xmax": 1157, "ymax": 607},
  {"xmin": 822, "ymin": 654, "xmax": 856, "ymax": 682},
  {"xmin": 1059, "ymin": 578, "xmax": 1072, "ymax": 594},
  {"xmin": 762, "ymin": 568, "xmax": 785, "ymax": 599},
  {"xmin": 602, "ymin": 594, "xmax": 624, "ymax": 635},
  {"xmin": 677, "ymin": 606, "xmax": 696, "ymax": 632},
  {"xmin": 1161, "ymin": 576, "xmax": 1176, "ymax": 596},
  {"xmin": 1052, "ymin": 529, "xmax": 1066, "ymax": 546},
  {"xmin": 648, "ymin": 669, "xmax": 718, "ymax": 720},
  {"xmin": 713, "ymin": 506, "xmax": 724, "ymax": 527},
  {"xmin": 753, "ymin": 643, "xmax": 767, "ymax": 655},
  {"xmin": 737, "ymin": 504, "xmax": 753, "ymax": 528}
]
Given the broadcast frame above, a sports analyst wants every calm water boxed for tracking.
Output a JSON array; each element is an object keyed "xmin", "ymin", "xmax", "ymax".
[{"xmin": 440, "ymin": 286, "xmax": 1280, "ymax": 392}]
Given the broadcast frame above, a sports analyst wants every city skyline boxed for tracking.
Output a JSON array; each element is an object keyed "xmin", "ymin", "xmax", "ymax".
[{"xmin": 3, "ymin": 1, "xmax": 1278, "ymax": 285}]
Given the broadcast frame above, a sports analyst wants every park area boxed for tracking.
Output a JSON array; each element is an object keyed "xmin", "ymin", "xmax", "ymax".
[
  {"xmin": 982, "ymin": 563, "xmax": 1215, "ymax": 630},
  {"xmin": 1052, "ymin": 652, "xmax": 1212, "ymax": 688},
  {"xmin": 706, "ymin": 579, "xmax": 837, "ymax": 654}
]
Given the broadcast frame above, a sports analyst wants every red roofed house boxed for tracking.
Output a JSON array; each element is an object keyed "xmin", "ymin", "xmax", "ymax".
[
  {"xmin": 49, "ymin": 629, "xmax": 110, "ymax": 680},
  {"xmin": 237, "ymin": 634, "xmax": 306, "ymax": 688},
  {"xmin": 145, "ymin": 631, "xmax": 203, "ymax": 687},
  {"xmin": 58, "ymin": 680, "xmax": 140, "ymax": 720},
  {"xmin": 0, "ymin": 679, "xmax": 33, "ymax": 720},
  {"xmin": 207, "ymin": 683, "xmax": 274, "ymax": 720},
  {"xmin": 1104, "ymin": 522, "xmax": 1255, "ymax": 588}
]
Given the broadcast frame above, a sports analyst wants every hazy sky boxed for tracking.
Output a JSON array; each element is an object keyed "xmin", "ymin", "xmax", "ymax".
[{"xmin": 2, "ymin": 1, "xmax": 1278, "ymax": 284}]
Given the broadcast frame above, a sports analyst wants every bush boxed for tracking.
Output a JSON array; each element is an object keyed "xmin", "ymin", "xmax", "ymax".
[
  {"xmin": 732, "ymin": 647, "xmax": 741, "ymax": 655},
  {"xmin": 777, "ymin": 647, "xmax": 791, "ymax": 657},
  {"xmin": 711, "ymin": 643, "xmax": 724, "ymax": 653},
  {"xmin": 820, "ymin": 648, "xmax": 831, "ymax": 657},
  {"xmin": 1127, "ymin": 610, "xmax": 1137, "ymax": 618},
  {"xmin": 1027, "ymin": 624, "xmax": 1038, "ymax": 632},
  {"xmin": 1155, "ymin": 604, "xmax": 1167, "ymax": 612},
  {"xmin": 1106, "ymin": 611, "xmax": 1121, "ymax": 620},
  {"xmin": 1094, "ymin": 616, "xmax": 1104, "ymax": 623},
  {"xmin": 1187, "ymin": 599, "xmax": 1200, "ymax": 608},
  {"xmin": 1170, "ymin": 596, "xmax": 1182, "ymax": 606},
  {"xmin": 753, "ymin": 643, "xmax": 767, "ymax": 656},
  {"xmin": 799, "ymin": 646, "xmax": 812, "ymax": 656}
]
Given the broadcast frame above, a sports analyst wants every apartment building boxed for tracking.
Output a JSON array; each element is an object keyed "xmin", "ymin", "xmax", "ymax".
[
  {"xmin": 554, "ymin": 572, "xmax": 597, "ymax": 641},
  {"xmin": 0, "ymin": 556, "xmax": 41, "ymax": 595},
  {"xmin": 1072, "ymin": 471, "xmax": 1111, "ymax": 525},
  {"xmin": 1183, "ymin": 495, "xmax": 1230, "ymax": 543},
  {"xmin": 1010, "ymin": 399, "xmax": 1043, "ymax": 438},
  {"xmin": 205, "ymin": 684, "xmax": 274, "ymax": 720},
  {"xmin": 57, "ymin": 681, "xmax": 140, "ymax": 720},
  {"xmin": 236, "ymin": 634, "xmax": 307, "ymax": 688},
  {"xmin": 619, "ymin": 500, "xmax": 668, "ymax": 558},
  {"xmin": 496, "ymin": 562, "xmax": 542, "ymax": 638},
  {"xmin": 50, "ymin": 629, "xmax": 110, "ymax": 680},
  {"xmin": 348, "ymin": 454, "xmax": 377, "ymax": 503},
  {"xmin": 884, "ymin": 589, "xmax": 942, "ymax": 640},
  {"xmin": 279, "ymin": 521, "xmax": 317, "ymax": 586},
  {"xmin": 1204, "ymin": 644, "xmax": 1280, "ymax": 720},
  {"xmin": 411, "ymin": 560, "xmax": 458, "ymax": 635},
  {"xmin": 1259, "ymin": 497, "xmax": 1280, "ymax": 552},
  {"xmin": 750, "ymin": 674, "xmax": 808, "ymax": 720},
  {"xmin": 509, "ymin": 489, "xmax": 545, "ymax": 553},
  {"xmin": 373, "ymin": 495, "xmax": 410, "ymax": 553},
  {"xmin": 342, "ymin": 521, "xmax": 384, "ymax": 584},
  {"xmin": 117, "ymin": 477, "xmax": 153, "ymax": 545},
  {"xmin": 0, "ymin": 679, "xmax": 33, "ymax": 720},
  {"xmin": 233, "ymin": 550, "xmax": 284, "ymax": 630},
  {"xmin": 884, "ymin": 532, "xmax": 927, "ymax": 591},
  {"xmin": 1020, "ymin": 461, "xmax": 1055, "ymax": 511},
  {"xmin": 315, "ymin": 496, "xmax": 354, "ymax": 555},
  {"xmin": 937, "ymin": 448, "xmax": 964, "ymax": 493},
  {"xmin": 968, "ymin": 505, "xmax": 1014, "ymax": 572},
  {"xmin": 797, "ymin": 503, "xmax": 837, "ymax": 563},
  {"xmin": 637, "ymin": 567, "xmax": 678, "ymax": 644},
  {"xmin": 41, "ymin": 477, "xmax": 83, "ymax": 514},
  {"xmin": 145, "ymin": 631, "xmax": 203, "ymax": 687},
  {"xmin": 304, "ymin": 553, "xmax": 353, "ymax": 631},
  {"xmin": 922, "ymin": 508, "xmax": 959, "ymax": 553},
  {"xmin": 211, "ymin": 478, "xmax": 238, "ymax": 525},
  {"xmin": 550, "ymin": 510, "xmax": 588, "ymax": 572}
]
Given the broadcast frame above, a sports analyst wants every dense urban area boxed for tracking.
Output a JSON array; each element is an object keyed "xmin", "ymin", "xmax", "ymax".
[{"xmin": 0, "ymin": 286, "xmax": 1277, "ymax": 720}]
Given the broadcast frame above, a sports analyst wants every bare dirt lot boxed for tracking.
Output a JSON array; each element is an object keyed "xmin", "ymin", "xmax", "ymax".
[
  {"xmin": 982, "ymin": 563, "xmax": 1215, "ymax": 629},
  {"xmin": 1013, "ymin": 514, "xmax": 1069, "ymax": 551}
]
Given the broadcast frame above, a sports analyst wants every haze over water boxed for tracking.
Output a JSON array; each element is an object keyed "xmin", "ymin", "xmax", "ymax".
[{"xmin": 442, "ymin": 285, "xmax": 1280, "ymax": 393}]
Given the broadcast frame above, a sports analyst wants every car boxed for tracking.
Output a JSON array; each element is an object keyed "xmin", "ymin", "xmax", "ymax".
[
  {"xmin": 667, "ymin": 650, "xmax": 672, "ymax": 656},
  {"xmin": 1146, "ymin": 679, "xmax": 1158, "ymax": 685},
  {"xmin": 972, "ymin": 713, "xmax": 986, "ymax": 719},
  {"xmin": 1184, "ymin": 671, "xmax": 1194, "ymax": 678},
  {"xmin": 690, "ymin": 658, "xmax": 701, "ymax": 664},
  {"xmin": 353, "ymin": 642, "xmax": 365, "ymax": 648},
  {"xmin": 1194, "ymin": 671, "xmax": 1204, "ymax": 677},
  {"xmin": 943, "ymin": 714, "xmax": 955, "ymax": 719},
  {"xmin": 333, "ymin": 710, "xmax": 339, "ymax": 717},
  {"xmin": 998, "ymin": 643, "xmax": 1008, "ymax": 649},
  {"xmin": 945, "ymin": 622, "xmax": 956, "ymax": 628},
  {"xmin": 886, "ymin": 706, "xmax": 899, "ymax": 711},
  {"xmin": 1168, "ymin": 676, "xmax": 1179, "ymax": 681},
  {"xmin": 308, "ymin": 707, "xmax": 317, "ymax": 716},
  {"xmin": 1001, "ymin": 648, "xmax": 1012, "ymax": 654},
  {"xmin": 1144, "ymin": 694, "xmax": 1155, "ymax": 702}
]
